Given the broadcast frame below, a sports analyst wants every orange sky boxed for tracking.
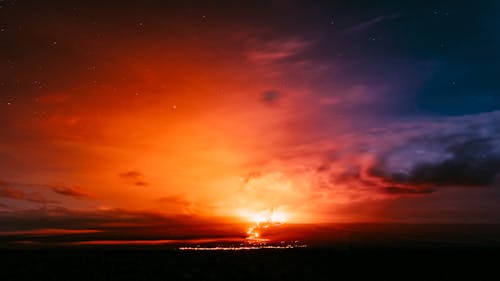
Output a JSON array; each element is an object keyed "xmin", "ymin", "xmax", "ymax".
[{"xmin": 0, "ymin": 21, "xmax": 334, "ymax": 223}]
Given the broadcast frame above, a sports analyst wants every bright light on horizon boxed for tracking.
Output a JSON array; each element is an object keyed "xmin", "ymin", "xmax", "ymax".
[
  {"xmin": 240, "ymin": 208, "xmax": 289, "ymax": 224},
  {"xmin": 240, "ymin": 208, "xmax": 289, "ymax": 242}
]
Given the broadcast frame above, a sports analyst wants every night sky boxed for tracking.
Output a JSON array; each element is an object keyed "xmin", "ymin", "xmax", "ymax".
[{"xmin": 1, "ymin": 0, "xmax": 500, "ymax": 247}]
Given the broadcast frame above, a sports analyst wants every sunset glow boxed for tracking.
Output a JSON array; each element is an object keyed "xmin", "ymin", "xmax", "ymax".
[
  {"xmin": 242, "ymin": 209, "xmax": 287, "ymax": 242},
  {"xmin": 242, "ymin": 209, "xmax": 288, "ymax": 225}
]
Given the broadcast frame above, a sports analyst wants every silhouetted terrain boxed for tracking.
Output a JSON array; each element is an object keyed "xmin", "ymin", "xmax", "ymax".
[
  {"xmin": 1, "ymin": 248, "xmax": 499, "ymax": 281},
  {"xmin": 3, "ymin": 223, "xmax": 500, "ymax": 249},
  {"xmin": 2, "ymin": 224, "xmax": 500, "ymax": 280}
]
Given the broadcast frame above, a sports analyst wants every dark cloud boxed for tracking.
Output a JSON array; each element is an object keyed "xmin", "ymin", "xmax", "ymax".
[
  {"xmin": 365, "ymin": 112, "xmax": 500, "ymax": 192},
  {"xmin": 0, "ymin": 207, "xmax": 243, "ymax": 248},
  {"xmin": 313, "ymin": 111, "xmax": 500, "ymax": 196},
  {"xmin": 370, "ymin": 139, "xmax": 500, "ymax": 188},
  {"xmin": 50, "ymin": 186, "xmax": 91, "ymax": 198},
  {"xmin": 0, "ymin": 179, "xmax": 90, "ymax": 205},
  {"xmin": 0, "ymin": 186, "xmax": 59, "ymax": 204},
  {"xmin": 381, "ymin": 186, "xmax": 435, "ymax": 195},
  {"xmin": 316, "ymin": 164, "xmax": 330, "ymax": 173},
  {"xmin": 133, "ymin": 181, "xmax": 149, "ymax": 187},
  {"xmin": 261, "ymin": 90, "xmax": 281, "ymax": 105},
  {"xmin": 1, "ymin": 207, "xmax": 180, "ymax": 231},
  {"xmin": 0, "ymin": 187, "xmax": 25, "ymax": 200},
  {"xmin": 25, "ymin": 192, "xmax": 59, "ymax": 204},
  {"xmin": 119, "ymin": 170, "xmax": 149, "ymax": 187},
  {"xmin": 119, "ymin": 171, "xmax": 143, "ymax": 179}
]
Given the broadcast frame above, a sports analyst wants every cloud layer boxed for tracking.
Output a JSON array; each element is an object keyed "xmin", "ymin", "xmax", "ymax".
[
  {"xmin": 363, "ymin": 111, "xmax": 500, "ymax": 192},
  {"xmin": 239, "ymin": 111, "xmax": 500, "ymax": 221}
]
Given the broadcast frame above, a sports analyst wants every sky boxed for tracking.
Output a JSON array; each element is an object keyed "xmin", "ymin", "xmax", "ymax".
[{"xmin": 1, "ymin": 0, "xmax": 500, "ymax": 245}]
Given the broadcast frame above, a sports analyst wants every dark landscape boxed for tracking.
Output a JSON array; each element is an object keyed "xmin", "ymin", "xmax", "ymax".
[
  {"xmin": 2, "ymin": 224, "xmax": 500, "ymax": 280},
  {"xmin": 2, "ymin": 247, "xmax": 499, "ymax": 281}
]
